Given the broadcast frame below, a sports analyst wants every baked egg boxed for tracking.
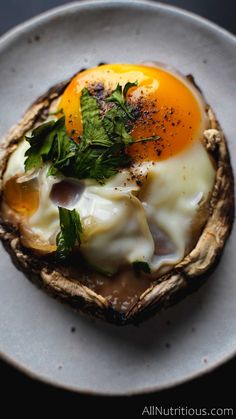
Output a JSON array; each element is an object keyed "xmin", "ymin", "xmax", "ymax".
[{"xmin": 2, "ymin": 63, "xmax": 215, "ymax": 276}]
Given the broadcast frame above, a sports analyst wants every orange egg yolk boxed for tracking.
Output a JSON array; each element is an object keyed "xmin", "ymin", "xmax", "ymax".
[
  {"xmin": 58, "ymin": 63, "xmax": 204, "ymax": 162},
  {"xmin": 4, "ymin": 177, "xmax": 39, "ymax": 217}
]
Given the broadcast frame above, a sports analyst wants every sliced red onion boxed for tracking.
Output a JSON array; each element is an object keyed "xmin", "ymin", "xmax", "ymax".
[{"xmin": 50, "ymin": 179, "xmax": 84, "ymax": 209}]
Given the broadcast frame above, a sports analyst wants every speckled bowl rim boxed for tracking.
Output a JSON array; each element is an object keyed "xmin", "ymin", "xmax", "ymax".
[{"xmin": 0, "ymin": 0, "xmax": 235, "ymax": 396}]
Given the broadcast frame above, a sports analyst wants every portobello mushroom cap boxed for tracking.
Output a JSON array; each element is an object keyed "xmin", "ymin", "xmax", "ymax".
[{"xmin": 0, "ymin": 74, "xmax": 234, "ymax": 325}]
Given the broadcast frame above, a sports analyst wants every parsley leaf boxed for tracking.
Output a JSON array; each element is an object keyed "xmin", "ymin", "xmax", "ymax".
[
  {"xmin": 103, "ymin": 106, "xmax": 133, "ymax": 145},
  {"xmin": 56, "ymin": 207, "xmax": 82, "ymax": 261},
  {"xmin": 47, "ymin": 119, "xmax": 78, "ymax": 176},
  {"xmin": 87, "ymin": 144, "xmax": 132, "ymax": 182},
  {"xmin": 123, "ymin": 81, "xmax": 138, "ymax": 98},
  {"xmin": 71, "ymin": 87, "xmax": 133, "ymax": 182},
  {"xmin": 106, "ymin": 82, "xmax": 137, "ymax": 119},
  {"xmin": 24, "ymin": 83, "xmax": 161, "ymax": 185},
  {"xmin": 25, "ymin": 120, "xmax": 56, "ymax": 171},
  {"xmin": 73, "ymin": 144, "xmax": 131, "ymax": 184},
  {"xmin": 80, "ymin": 88, "xmax": 112, "ymax": 150},
  {"xmin": 23, "ymin": 82, "xmax": 163, "ymax": 262},
  {"xmin": 25, "ymin": 117, "xmax": 77, "ymax": 175}
]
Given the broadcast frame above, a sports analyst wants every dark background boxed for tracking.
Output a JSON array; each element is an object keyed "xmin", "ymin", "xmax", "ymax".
[
  {"xmin": 0, "ymin": 0, "xmax": 235, "ymax": 415},
  {"xmin": 1, "ymin": 0, "xmax": 236, "ymax": 36}
]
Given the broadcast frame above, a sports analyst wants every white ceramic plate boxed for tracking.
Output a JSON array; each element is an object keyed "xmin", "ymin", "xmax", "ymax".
[{"xmin": 0, "ymin": 0, "xmax": 235, "ymax": 395}]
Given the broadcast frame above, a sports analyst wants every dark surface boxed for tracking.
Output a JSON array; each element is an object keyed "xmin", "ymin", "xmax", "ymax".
[
  {"xmin": 1, "ymin": 354, "xmax": 235, "ymax": 414},
  {"xmin": 0, "ymin": 0, "xmax": 236, "ymax": 36},
  {"xmin": 0, "ymin": 0, "xmax": 235, "ymax": 413}
]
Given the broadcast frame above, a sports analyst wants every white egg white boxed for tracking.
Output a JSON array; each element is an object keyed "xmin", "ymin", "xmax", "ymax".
[
  {"xmin": 3, "ymin": 67, "xmax": 215, "ymax": 274},
  {"xmin": 3, "ymin": 125, "xmax": 215, "ymax": 275}
]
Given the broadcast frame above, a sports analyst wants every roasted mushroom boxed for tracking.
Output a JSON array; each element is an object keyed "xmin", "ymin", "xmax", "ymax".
[{"xmin": 0, "ymin": 64, "xmax": 234, "ymax": 325}]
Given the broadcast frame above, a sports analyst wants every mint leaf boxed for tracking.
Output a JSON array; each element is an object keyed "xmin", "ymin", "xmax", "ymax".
[{"xmin": 56, "ymin": 207, "xmax": 82, "ymax": 261}]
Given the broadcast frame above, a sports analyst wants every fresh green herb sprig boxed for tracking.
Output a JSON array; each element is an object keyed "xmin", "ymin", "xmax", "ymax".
[
  {"xmin": 25, "ymin": 117, "xmax": 78, "ymax": 175},
  {"xmin": 24, "ymin": 82, "xmax": 136, "ymax": 183},
  {"xmin": 79, "ymin": 88, "xmax": 113, "ymax": 151},
  {"xmin": 72, "ymin": 143, "xmax": 131, "ymax": 183},
  {"xmin": 24, "ymin": 81, "xmax": 160, "ymax": 262},
  {"xmin": 105, "ymin": 81, "xmax": 137, "ymax": 119},
  {"xmin": 56, "ymin": 207, "xmax": 82, "ymax": 261},
  {"xmin": 24, "ymin": 81, "xmax": 160, "ymax": 183}
]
